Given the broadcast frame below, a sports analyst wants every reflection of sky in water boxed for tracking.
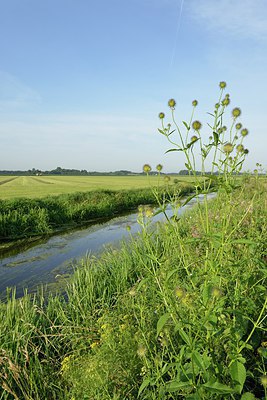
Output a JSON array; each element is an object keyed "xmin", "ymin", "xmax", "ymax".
[{"xmin": 0, "ymin": 193, "xmax": 216, "ymax": 297}]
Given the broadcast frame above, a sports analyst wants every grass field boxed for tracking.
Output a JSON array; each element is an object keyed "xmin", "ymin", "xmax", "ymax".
[{"xmin": 0, "ymin": 175, "xmax": 195, "ymax": 199}]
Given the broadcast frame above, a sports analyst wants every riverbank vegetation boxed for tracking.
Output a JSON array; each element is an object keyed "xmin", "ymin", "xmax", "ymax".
[
  {"xmin": 0, "ymin": 181, "xmax": 194, "ymax": 241},
  {"xmin": 0, "ymin": 82, "xmax": 266, "ymax": 399}
]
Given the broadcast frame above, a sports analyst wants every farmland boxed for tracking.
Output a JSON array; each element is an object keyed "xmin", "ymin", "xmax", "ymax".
[{"xmin": 0, "ymin": 175, "xmax": 195, "ymax": 200}]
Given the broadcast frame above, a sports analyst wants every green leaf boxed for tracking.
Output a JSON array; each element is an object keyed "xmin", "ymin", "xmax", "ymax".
[
  {"xmin": 158, "ymin": 128, "xmax": 166, "ymax": 135},
  {"xmin": 232, "ymin": 239, "xmax": 257, "ymax": 245},
  {"xmin": 183, "ymin": 121, "xmax": 190, "ymax": 130},
  {"xmin": 204, "ymin": 174, "xmax": 218, "ymax": 181},
  {"xmin": 165, "ymin": 380, "xmax": 192, "ymax": 392},
  {"xmin": 187, "ymin": 139, "xmax": 199, "ymax": 149},
  {"xmin": 203, "ymin": 381, "xmax": 235, "ymax": 394},
  {"xmin": 165, "ymin": 148, "xmax": 181, "ymax": 153},
  {"xmin": 157, "ymin": 313, "xmax": 170, "ymax": 337},
  {"xmin": 213, "ymin": 131, "xmax": 219, "ymax": 145},
  {"xmin": 229, "ymin": 360, "xmax": 246, "ymax": 393},
  {"xmin": 191, "ymin": 351, "xmax": 207, "ymax": 372},
  {"xmin": 182, "ymin": 193, "xmax": 198, "ymax": 207},
  {"xmin": 241, "ymin": 393, "xmax": 256, "ymax": 400},
  {"xmin": 179, "ymin": 328, "xmax": 191, "ymax": 345},
  {"xmin": 138, "ymin": 378, "xmax": 151, "ymax": 397},
  {"xmin": 185, "ymin": 394, "xmax": 201, "ymax": 400},
  {"xmin": 167, "ymin": 129, "xmax": 176, "ymax": 136},
  {"xmin": 184, "ymin": 162, "xmax": 190, "ymax": 170}
]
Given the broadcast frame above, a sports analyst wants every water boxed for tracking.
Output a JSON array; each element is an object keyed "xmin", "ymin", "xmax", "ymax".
[{"xmin": 0, "ymin": 193, "xmax": 216, "ymax": 297}]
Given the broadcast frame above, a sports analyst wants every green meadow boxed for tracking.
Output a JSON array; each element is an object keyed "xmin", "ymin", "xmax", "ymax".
[{"xmin": 0, "ymin": 175, "xmax": 194, "ymax": 200}]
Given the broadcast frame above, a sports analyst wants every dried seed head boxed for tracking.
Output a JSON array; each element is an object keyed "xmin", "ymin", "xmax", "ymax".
[
  {"xmin": 219, "ymin": 81, "xmax": 227, "ymax": 89},
  {"xmin": 244, "ymin": 148, "xmax": 249, "ymax": 154},
  {"xmin": 158, "ymin": 112, "xmax": 165, "ymax": 119},
  {"xmin": 192, "ymin": 99, "xmax": 198, "ymax": 107},
  {"xmin": 235, "ymin": 123, "xmax": 242, "ymax": 130},
  {"xmin": 191, "ymin": 135, "xmax": 198, "ymax": 143},
  {"xmin": 156, "ymin": 164, "xmax": 163, "ymax": 172}
]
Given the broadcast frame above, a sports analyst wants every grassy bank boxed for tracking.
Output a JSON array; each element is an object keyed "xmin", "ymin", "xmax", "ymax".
[
  {"xmin": 0, "ymin": 177, "xmax": 266, "ymax": 399},
  {"xmin": 0, "ymin": 182, "xmax": 193, "ymax": 241}
]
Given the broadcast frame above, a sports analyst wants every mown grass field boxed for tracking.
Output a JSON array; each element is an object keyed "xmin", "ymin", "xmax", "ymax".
[{"xmin": 0, "ymin": 175, "xmax": 195, "ymax": 200}]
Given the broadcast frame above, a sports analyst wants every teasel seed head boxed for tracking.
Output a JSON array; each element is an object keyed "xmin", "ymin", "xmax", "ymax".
[
  {"xmin": 164, "ymin": 175, "xmax": 171, "ymax": 183},
  {"xmin": 168, "ymin": 98, "xmax": 176, "ymax": 109},
  {"xmin": 260, "ymin": 375, "xmax": 267, "ymax": 388},
  {"xmin": 137, "ymin": 344, "xmax": 147, "ymax": 358},
  {"xmin": 174, "ymin": 286, "xmax": 186, "ymax": 299},
  {"xmin": 143, "ymin": 164, "xmax": 152, "ymax": 173},
  {"xmin": 223, "ymin": 143, "xmax": 234, "ymax": 153},
  {"xmin": 211, "ymin": 286, "xmax": 223, "ymax": 299},
  {"xmin": 241, "ymin": 128, "xmax": 249, "ymax": 137},
  {"xmin": 232, "ymin": 107, "xmax": 241, "ymax": 118},
  {"xmin": 192, "ymin": 120, "xmax": 202, "ymax": 131},
  {"xmin": 191, "ymin": 135, "xmax": 198, "ymax": 143},
  {"xmin": 222, "ymin": 97, "xmax": 230, "ymax": 106},
  {"xmin": 236, "ymin": 144, "xmax": 244, "ymax": 153}
]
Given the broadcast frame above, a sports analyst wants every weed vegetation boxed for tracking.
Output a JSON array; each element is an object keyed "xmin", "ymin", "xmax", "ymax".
[{"xmin": 0, "ymin": 82, "xmax": 266, "ymax": 399}]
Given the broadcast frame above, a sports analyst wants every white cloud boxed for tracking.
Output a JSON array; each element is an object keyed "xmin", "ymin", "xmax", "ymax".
[{"xmin": 186, "ymin": 0, "xmax": 267, "ymax": 40}]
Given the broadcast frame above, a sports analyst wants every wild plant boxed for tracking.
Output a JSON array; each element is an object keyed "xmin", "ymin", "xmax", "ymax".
[{"xmin": 135, "ymin": 82, "xmax": 267, "ymax": 398}]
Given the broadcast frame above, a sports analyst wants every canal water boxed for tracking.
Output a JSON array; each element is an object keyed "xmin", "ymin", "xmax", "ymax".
[{"xmin": 0, "ymin": 193, "xmax": 215, "ymax": 297}]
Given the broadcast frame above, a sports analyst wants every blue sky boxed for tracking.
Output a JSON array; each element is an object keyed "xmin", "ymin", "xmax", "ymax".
[{"xmin": 0, "ymin": 0, "xmax": 266, "ymax": 173}]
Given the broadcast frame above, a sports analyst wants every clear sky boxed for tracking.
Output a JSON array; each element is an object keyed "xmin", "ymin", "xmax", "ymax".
[{"xmin": 0, "ymin": 0, "xmax": 266, "ymax": 173}]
